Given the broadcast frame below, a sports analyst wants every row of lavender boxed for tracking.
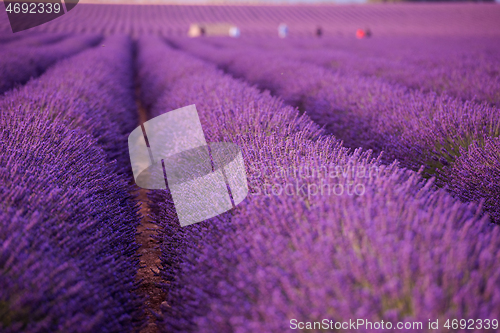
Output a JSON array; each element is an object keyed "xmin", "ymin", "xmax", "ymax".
[
  {"xmin": 0, "ymin": 36, "xmax": 144, "ymax": 332},
  {"xmin": 171, "ymin": 37, "xmax": 500, "ymax": 224},
  {"xmin": 0, "ymin": 33, "xmax": 100, "ymax": 95},
  {"xmin": 137, "ymin": 37, "xmax": 500, "ymax": 332},
  {"xmin": 0, "ymin": 32, "xmax": 67, "ymax": 47},
  {"xmin": 200, "ymin": 36, "xmax": 500, "ymax": 107}
]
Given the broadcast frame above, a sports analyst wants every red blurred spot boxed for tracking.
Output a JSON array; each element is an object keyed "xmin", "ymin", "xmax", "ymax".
[{"xmin": 356, "ymin": 29, "xmax": 365, "ymax": 39}]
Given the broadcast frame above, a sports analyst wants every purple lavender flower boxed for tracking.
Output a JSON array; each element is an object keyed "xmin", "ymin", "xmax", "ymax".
[
  {"xmin": 0, "ymin": 35, "xmax": 144, "ymax": 332},
  {"xmin": 442, "ymin": 136, "xmax": 500, "ymax": 223}
]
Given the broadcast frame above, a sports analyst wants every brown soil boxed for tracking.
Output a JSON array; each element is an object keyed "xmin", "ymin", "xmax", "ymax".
[
  {"xmin": 134, "ymin": 83, "xmax": 167, "ymax": 333},
  {"xmin": 135, "ymin": 188, "xmax": 166, "ymax": 333}
]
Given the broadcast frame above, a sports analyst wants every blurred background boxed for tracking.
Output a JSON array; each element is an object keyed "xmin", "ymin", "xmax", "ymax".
[
  {"xmin": 79, "ymin": 0, "xmax": 499, "ymax": 3},
  {"xmin": 1, "ymin": 0, "xmax": 499, "ymax": 37}
]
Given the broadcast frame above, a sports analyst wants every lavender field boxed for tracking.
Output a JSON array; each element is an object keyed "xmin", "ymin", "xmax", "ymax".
[{"xmin": 1, "ymin": 3, "xmax": 500, "ymax": 333}]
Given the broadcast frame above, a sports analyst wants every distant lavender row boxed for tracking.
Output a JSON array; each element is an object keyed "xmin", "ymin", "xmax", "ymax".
[
  {"xmin": 0, "ymin": 35, "xmax": 144, "ymax": 332},
  {"xmin": 305, "ymin": 37, "xmax": 500, "ymax": 107},
  {"xmin": 0, "ymin": 34, "xmax": 101, "ymax": 95},
  {"xmin": 0, "ymin": 31, "xmax": 24, "ymax": 43},
  {"xmin": 200, "ymin": 35, "xmax": 500, "ymax": 106},
  {"xmin": 137, "ymin": 36, "xmax": 500, "ymax": 332},
  {"xmin": 173, "ymin": 37, "xmax": 500, "ymax": 223},
  {"xmin": 0, "ymin": 32, "xmax": 68, "ymax": 48}
]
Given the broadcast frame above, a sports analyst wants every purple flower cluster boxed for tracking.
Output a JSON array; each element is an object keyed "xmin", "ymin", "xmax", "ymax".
[
  {"xmin": 137, "ymin": 36, "xmax": 500, "ymax": 332},
  {"xmin": 442, "ymin": 136, "xmax": 500, "ymax": 224},
  {"xmin": 0, "ymin": 34, "xmax": 100, "ymax": 95},
  {"xmin": 0, "ymin": 35, "xmax": 144, "ymax": 332}
]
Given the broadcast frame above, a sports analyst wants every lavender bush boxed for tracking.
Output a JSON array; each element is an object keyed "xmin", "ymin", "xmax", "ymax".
[
  {"xmin": 171, "ymin": 37, "xmax": 500, "ymax": 222},
  {"xmin": 162, "ymin": 174, "xmax": 499, "ymax": 333},
  {"xmin": 137, "ymin": 36, "xmax": 500, "ymax": 332},
  {"xmin": 0, "ymin": 35, "xmax": 144, "ymax": 332},
  {"xmin": 442, "ymin": 136, "xmax": 500, "ymax": 224},
  {"xmin": 199, "ymin": 36, "xmax": 500, "ymax": 107}
]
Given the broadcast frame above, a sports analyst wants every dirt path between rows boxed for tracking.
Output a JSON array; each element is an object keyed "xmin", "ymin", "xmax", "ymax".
[{"xmin": 134, "ymin": 84, "xmax": 166, "ymax": 333}]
